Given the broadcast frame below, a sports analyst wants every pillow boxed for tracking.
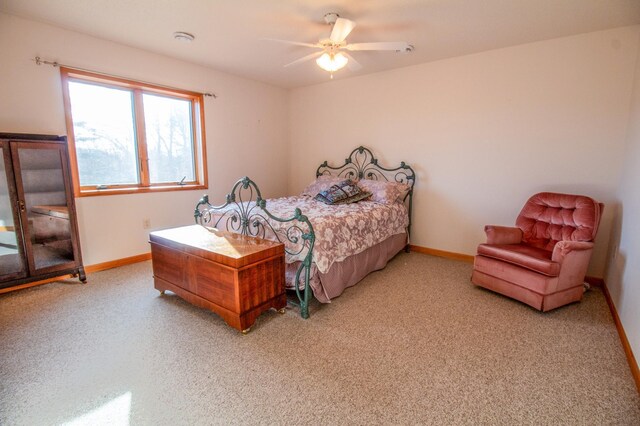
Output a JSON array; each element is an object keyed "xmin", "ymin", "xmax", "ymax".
[
  {"xmin": 314, "ymin": 180, "xmax": 372, "ymax": 205},
  {"xmin": 357, "ymin": 179, "xmax": 410, "ymax": 204},
  {"xmin": 301, "ymin": 175, "xmax": 345, "ymax": 197}
]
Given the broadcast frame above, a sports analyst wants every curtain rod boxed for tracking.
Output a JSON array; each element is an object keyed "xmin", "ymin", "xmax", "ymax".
[{"xmin": 33, "ymin": 56, "xmax": 217, "ymax": 99}]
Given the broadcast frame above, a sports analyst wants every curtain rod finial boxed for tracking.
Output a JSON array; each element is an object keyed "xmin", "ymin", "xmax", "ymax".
[{"xmin": 34, "ymin": 56, "xmax": 59, "ymax": 67}]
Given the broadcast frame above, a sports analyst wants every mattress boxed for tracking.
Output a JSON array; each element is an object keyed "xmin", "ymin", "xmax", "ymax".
[
  {"xmin": 253, "ymin": 196, "xmax": 408, "ymax": 270},
  {"xmin": 206, "ymin": 195, "xmax": 409, "ymax": 302}
]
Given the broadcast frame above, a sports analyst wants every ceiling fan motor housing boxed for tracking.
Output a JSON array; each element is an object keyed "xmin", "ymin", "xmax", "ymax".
[{"xmin": 324, "ymin": 12, "xmax": 339, "ymax": 25}]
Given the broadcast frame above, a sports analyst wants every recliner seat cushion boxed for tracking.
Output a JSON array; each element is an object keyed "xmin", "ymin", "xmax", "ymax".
[{"xmin": 477, "ymin": 243, "xmax": 559, "ymax": 276}]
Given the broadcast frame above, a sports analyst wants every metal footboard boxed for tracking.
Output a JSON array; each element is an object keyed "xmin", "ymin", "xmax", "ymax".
[{"xmin": 194, "ymin": 177, "xmax": 316, "ymax": 319}]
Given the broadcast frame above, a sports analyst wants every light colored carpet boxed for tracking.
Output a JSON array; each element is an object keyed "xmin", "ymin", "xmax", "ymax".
[{"xmin": 1, "ymin": 253, "xmax": 638, "ymax": 425}]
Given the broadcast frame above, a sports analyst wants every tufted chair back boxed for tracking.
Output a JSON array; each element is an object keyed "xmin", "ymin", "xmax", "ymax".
[{"xmin": 515, "ymin": 192, "xmax": 602, "ymax": 252}]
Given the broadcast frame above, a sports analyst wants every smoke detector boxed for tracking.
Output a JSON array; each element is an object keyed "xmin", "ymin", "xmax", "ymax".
[{"xmin": 173, "ymin": 31, "xmax": 195, "ymax": 42}]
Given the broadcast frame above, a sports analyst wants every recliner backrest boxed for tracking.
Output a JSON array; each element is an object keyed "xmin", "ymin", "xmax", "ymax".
[{"xmin": 515, "ymin": 192, "xmax": 602, "ymax": 251}]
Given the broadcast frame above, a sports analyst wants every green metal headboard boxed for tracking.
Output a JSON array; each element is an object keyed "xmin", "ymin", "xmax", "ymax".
[
  {"xmin": 194, "ymin": 177, "xmax": 316, "ymax": 319},
  {"xmin": 316, "ymin": 146, "xmax": 416, "ymax": 250}
]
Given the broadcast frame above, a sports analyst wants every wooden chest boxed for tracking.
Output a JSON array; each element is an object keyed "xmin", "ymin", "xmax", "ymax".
[{"xmin": 149, "ymin": 225, "xmax": 286, "ymax": 333}]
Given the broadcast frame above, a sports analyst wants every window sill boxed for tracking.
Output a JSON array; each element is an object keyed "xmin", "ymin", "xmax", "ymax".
[{"xmin": 77, "ymin": 183, "xmax": 208, "ymax": 197}]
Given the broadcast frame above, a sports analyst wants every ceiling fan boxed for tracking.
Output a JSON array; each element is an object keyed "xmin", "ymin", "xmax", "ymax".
[{"xmin": 266, "ymin": 13, "xmax": 413, "ymax": 78}]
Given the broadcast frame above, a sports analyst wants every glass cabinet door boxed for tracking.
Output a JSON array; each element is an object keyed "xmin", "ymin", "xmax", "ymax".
[
  {"xmin": 12, "ymin": 143, "xmax": 78, "ymax": 274},
  {"xmin": 0, "ymin": 143, "xmax": 27, "ymax": 282}
]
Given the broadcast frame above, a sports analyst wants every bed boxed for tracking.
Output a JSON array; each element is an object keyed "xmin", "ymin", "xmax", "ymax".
[{"xmin": 194, "ymin": 146, "xmax": 415, "ymax": 318}]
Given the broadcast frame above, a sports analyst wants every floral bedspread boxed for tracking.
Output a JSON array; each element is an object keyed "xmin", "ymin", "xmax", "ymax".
[{"xmin": 217, "ymin": 196, "xmax": 409, "ymax": 274}]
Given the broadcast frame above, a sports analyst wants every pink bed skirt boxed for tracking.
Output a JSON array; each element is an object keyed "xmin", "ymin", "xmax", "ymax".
[{"xmin": 285, "ymin": 232, "xmax": 407, "ymax": 303}]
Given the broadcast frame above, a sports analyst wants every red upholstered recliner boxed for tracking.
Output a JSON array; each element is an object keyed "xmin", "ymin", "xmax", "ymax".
[{"xmin": 471, "ymin": 192, "xmax": 603, "ymax": 312}]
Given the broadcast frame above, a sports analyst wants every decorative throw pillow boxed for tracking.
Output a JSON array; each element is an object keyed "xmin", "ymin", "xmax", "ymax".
[
  {"xmin": 357, "ymin": 179, "xmax": 410, "ymax": 204},
  {"xmin": 301, "ymin": 175, "xmax": 345, "ymax": 197},
  {"xmin": 314, "ymin": 180, "xmax": 372, "ymax": 205}
]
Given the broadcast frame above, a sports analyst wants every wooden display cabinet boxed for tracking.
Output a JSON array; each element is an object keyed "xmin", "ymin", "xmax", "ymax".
[{"xmin": 0, "ymin": 133, "xmax": 85, "ymax": 291}]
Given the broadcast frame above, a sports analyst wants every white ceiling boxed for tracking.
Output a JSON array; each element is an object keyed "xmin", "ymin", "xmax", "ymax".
[{"xmin": 3, "ymin": 0, "xmax": 640, "ymax": 88}]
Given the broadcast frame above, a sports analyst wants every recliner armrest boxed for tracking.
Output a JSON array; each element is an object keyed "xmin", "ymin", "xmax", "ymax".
[
  {"xmin": 552, "ymin": 241, "xmax": 594, "ymax": 263},
  {"xmin": 484, "ymin": 225, "xmax": 522, "ymax": 245}
]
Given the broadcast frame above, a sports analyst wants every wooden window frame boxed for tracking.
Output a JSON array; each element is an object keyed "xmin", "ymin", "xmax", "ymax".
[{"xmin": 60, "ymin": 67, "xmax": 208, "ymax": 197}]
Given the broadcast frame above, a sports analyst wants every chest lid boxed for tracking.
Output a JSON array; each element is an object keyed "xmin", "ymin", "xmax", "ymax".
[{"xmin": 149, "ymin": 225, "xmax": 284, "ymax": 269}]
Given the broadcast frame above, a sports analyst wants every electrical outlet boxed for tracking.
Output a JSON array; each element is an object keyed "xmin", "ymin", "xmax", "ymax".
[{"xmin": 143, "ymin": 218, "xmax": 151, "ymax": 229}]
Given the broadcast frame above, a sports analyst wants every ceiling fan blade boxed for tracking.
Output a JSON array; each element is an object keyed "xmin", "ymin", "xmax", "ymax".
[
  {"xmin": 262, "ymin": 38, "xmax": 320, "ymax": 49},
  {"xmin": 342, "ymin": 52, "xmax": 362, "ymax": 71},
  {"xmin": 345, "ymin": 42, "xmax": 410, "ymax": 51},
  {"xmin": 284, "ymin": 51, "xmax": 324, "ymax": 67},
  {"xmin": 330, "ymin": 18, "xmax": 356, "ymax": 43}
]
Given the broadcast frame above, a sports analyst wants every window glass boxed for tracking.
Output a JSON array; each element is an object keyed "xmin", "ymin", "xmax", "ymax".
[
  {"xmin": 0, "ymin": 146, "xmax": 25, "ymax": 276},
  {"xmin": 61, "ymin": 67, "xmax": 207, "ymax": 196},
  {"xmin": 67, "ymin": 81, "xmax": 139, "ymax": 186},
  {"xmin": 143, "ymin": 93, "xmax": 195, "ymax": 184}
]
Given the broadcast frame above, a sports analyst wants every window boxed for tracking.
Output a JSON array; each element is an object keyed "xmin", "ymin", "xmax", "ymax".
[{"xmin": 60, "ymin": 68, "xmax": 207, "ymax": 196}]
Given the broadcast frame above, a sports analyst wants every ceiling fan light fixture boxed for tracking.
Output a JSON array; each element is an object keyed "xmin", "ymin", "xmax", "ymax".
[{"xmin": 316, "ymin": 52, "xmax": 348, "ymax": 72}]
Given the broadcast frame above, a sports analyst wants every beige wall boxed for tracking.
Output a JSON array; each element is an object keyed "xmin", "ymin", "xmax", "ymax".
[
  {"xmin": 289, "ymin": 26, "xmax": 640, "ymax": 277},
  {"xmin": 0, "ymin": 13, "xmax": 289, "ymax": 265},
  {"xmin": 606, "ymin": 36, "xmax": 640, "ymax": 370}
]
